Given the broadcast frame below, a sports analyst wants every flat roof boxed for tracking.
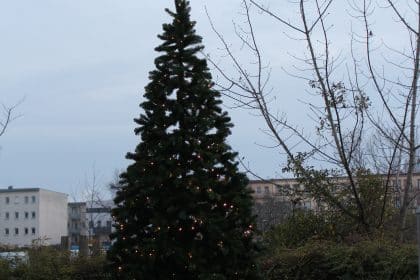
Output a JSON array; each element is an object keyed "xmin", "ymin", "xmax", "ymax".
[
  {"xmin": 248, "ymin": 172, "xmax": 420, "ymax": 184},
  {"xmin": 68, "ymin": 202, "xmax": 86, "ymax": 206},
  {"xmin": 0, "ymin": 187, "xmax": 67, "ymax": 196}
]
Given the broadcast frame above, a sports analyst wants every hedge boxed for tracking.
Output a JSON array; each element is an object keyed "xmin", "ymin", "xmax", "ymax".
[{"xmin": 260, "ymin": 240, "xmax": 418, "ymax": 280}]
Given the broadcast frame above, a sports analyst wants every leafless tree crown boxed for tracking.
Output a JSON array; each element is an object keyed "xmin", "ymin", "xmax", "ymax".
[{"xmin": 206, "ymin": 0, "xmax": 420, "ymax": 238}]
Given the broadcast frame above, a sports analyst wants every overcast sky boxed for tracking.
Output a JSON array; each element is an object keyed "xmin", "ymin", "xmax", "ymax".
[{"xmin": 0, "ymin": 0, "xmax": 407, "ymax": 198}]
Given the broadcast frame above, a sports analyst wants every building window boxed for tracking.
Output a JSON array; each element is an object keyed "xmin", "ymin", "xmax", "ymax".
[
  {"xmin": 256, "ymin": 186, "xmax": 262, "ymax": 194},
  {"xmin": 31, "ymin": 212, "xmax": 36, "ymax": 219},
  {"xmin": 24, "ymin": 228, "xmax": 28, "ymax": 235},
  {"xmin": 25, "ymin": 212, "xmax": 29, "ymax": 219},
  {"xmin": 106, "ymin": 221, "xmax": 112, "ymax": 228},
  {"xmin": 264, "ymin": 186, "xmax": 270, "ymax": 194},
  {"xmin": 14, "ymin": 228, "xmax": 18, "ymax": 235},
  {"xmin": 31, "ymin": 196, "xmax": 36, "ymax": 203},
  {"xmin": 31, "ymin": 228, "xmax": 35, "ymax": 235},
  {"xmin": 24, "ymin": 196, "xmax": 29, "ymax": 204},
  {"xmin": 5, "ymin": 212, "xmax": 9, "ymax": 220},
  {"xmin": 5, "ymin": 228, "xmax": 9, "ymax": 235},
  {"xmin": 97, "ymin": 220, "xmax": 102, "ymax": 227},
  {"xmin": 15, "ymin": 212, "xmax": 19, "ymax": 219},
  {"xmin": 5, "ymin": 197, "xmax": 9, "ymax": 204}
]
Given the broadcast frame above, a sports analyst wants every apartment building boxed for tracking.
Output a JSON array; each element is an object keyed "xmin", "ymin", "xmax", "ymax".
[
  {"xmin": 248, "ymin": 172, "xmax": 420, "ymax": 210},
  {"xmin": 0, "ymin": 187, "xmax": 68, "ymax": 247},
  {"xmin": 86, "ymin": 200, "xmax": 113, "ymax": 249},
  {"xmin": 249, "ymin": 178, "xmax": 315, "ymax": 210},
  {"xmin": 68, "ymin": 202, "xmax": 88, "ymax": 247}
]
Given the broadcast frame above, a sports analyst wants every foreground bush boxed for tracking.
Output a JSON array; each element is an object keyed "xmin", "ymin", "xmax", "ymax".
[
  {"xmin": 260, "ymin": 240, "xmax": 417, "ymax": 280},
  {"xmin": 0, "ymin": 247, "xmax": 110, "ymax": 280}
]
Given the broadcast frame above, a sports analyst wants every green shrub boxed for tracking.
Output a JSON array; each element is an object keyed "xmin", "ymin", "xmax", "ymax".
[
  {"xmin": 0, "ymin": 247, "xmax": 110, "ymax": 280},
  {"xmin": 70, "ymin": 255, "xmax": 111, "ymax": 280},
  {"xmin": 0, "ymin": 259, "xmax": 12, "ymax": 279},
  {"xmin": 260, "ymin": 240, "xmax": 417, "ymax": 280}
]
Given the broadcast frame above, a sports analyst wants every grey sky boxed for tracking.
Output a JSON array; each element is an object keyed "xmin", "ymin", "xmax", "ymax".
[{"xmin": 0, "ymin": 0, "xmax": 407, "ymax": 197}]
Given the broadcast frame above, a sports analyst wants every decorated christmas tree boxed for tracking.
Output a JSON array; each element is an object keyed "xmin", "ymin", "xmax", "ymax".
[{"xmin": 108, "ymin": 1, "xmax": 259, "ymax": 279}]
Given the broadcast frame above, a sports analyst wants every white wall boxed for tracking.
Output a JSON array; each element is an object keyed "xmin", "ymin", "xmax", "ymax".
[
  {"xmin": 0, "ymin": 188, "xmax": 68, "ymax": 247},
  {"xmin": 38, "ymin": 189, "xmax": 68, "ymax": 245},
  {"xmin": 0, "ymin": 190, "xmax": 40, "ymax": 247}
]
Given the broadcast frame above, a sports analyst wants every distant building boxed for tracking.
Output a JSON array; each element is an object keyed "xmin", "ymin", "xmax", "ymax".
[
  {"xmin": 249, "ymin": 178, "xmax": 315, "ymax": 210},
  {"xmin": 0, "ymin": 187, "xmax": 68, "ymax": 247},
  {"xmin": 68, "ymin": 202, "xmax": 88, "ymax": 247},
  {"xmin": 248, "ymin": 172, "xmax": 420, "ymax": 211},
  {"xmin": 86, "ymin": 200, "xmax": 113, "ymax": 249}
]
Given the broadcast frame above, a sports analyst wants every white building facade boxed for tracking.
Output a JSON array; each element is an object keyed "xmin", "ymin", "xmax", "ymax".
[{"xmin": 0, "ymin": 187, "xmax": 68, "ymax": 247}]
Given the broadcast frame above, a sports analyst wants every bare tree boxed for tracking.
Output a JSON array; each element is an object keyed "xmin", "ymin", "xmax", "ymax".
[
  {"xmin": 356, "ymin": 0, "xmax": 420, "ymax": 241},
  {"xmin": 0, "ymin": 101, "xmax": 20, "ymax": 138},
  {"xmin": 205, "ymin": 0, "xmax": 419, "ymax": 238},
  {"xmin": 78, "ymin": 167, "xmax": 111, "ymax": 242}
]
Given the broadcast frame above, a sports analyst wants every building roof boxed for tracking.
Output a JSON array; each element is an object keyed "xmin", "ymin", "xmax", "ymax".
[
  {"xmin": 0, "ymin": 187, "xmax": 67, "ymax": 196},
  {"xmin": 0, "ymin": 187, "xmax": 40, "ymax": 193},
  {"xmin": 248, "ymin": 172, "xmax": 420, "ymax": 185},
  {"xmin": 68, "ymin": 202, "xmax": 87, "ymax": 206}
]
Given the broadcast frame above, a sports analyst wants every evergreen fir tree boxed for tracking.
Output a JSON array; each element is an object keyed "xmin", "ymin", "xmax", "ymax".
[{"xmin": 108, "ymin": 1, "xmax": 260, "ymax": 279}]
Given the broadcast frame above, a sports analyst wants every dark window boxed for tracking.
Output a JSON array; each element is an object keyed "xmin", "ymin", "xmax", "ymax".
[
  {"xmin": 14, "ymin": 228, "xmax": 18, "ymax": 235},
  {"xmin": 15, "ymin": 212, "xmax": 19, "ymax": 219},
  {"xmin": 24, "ymin": 228, "xmax": 28, "ymax": 235},
  {"xmin": 31, "ymin": 228, "xmax": 35, "ymax": 235},
  {"xmin": 24, "ymin": 196, "xmax": 28, "ymax": 204},
  {"xmin": 25, "ymin": 212, "xmax": 29, "ymax": 219},
  {"xmin": 31, "ymin": 196, "xmax": 36, "ymax": 203},
  {"xmin": 4, "ymin": 228, "xmax": 9, "ymax": 235},
  {"xmin": 256, "ymin": 186, "xmax": 262, "ymax": 194},
  {"xmin": 5, "ymin": 212, "xmax": 9, "ymax": 220},
  {"xmin": 31, "ymin": 212, "xmax": 36, "ymax": 219},
  {"xmin": 264, "ymin": 186, "xmax": 270, "ymax": 194},
  {"xmin": 5, "ymin": 197, "xmax": 9, "ymax": 204}
]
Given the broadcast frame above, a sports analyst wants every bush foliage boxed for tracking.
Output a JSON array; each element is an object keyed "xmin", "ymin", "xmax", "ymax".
[
  {"xmin": 260, "ymin": 240, "xmax": 417, "ymax": 280},
  {"xmin": 258, "ymin": 207, "xmax": 419, "ymax": 280},
  {"xmin": 0, "ymin": 247, "xmax": 109, "ymax": 280},
  {"xmin": 0, "ymin": 239, "xmax": 417, "ymax": 279}
]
